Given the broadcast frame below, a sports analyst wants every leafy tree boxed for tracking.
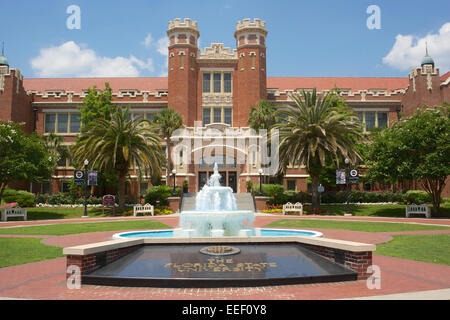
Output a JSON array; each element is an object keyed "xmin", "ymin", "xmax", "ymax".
[
  {"xmin": 273, "ymin": 89, "xmax": 364, "ymax": 209},
  {"xmin": 153, "ymin": 109, "xmax": 184, "ymax": 185},
  {"xmin": 366, "ymin": 104, "xmax": 450, "ymax": 215},
  {"xmin": 71, "ymin": 108, "xmax": 164, "ymax": 212},
  {"xmin": 0, "ymin": 121, "xmax": 53, "ymax": 204},
  {"xmin": 77, "ymin": 82, "xmax": 116, "ymax": 130}
]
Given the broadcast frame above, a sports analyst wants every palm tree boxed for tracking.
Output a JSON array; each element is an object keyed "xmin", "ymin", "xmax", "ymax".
[
  {"xmin": 153, "ymin": 109, "xmax": 184, "ymax": 186},
  {"xmin": 273, "ymin": 89, "xmax": 364, "ymax": 209},
  {"xmin": 248, "ymin": 100, "xmax": 281, "ymax": 184},
  {"xmin": 248, "ymin": 100, "xmax": 280, "ymax": 131},
  {"xmin": 71, "ymin": 107, "xmax": 164, "ymax": 212},
  {"xmin": 41, "ymin": 133, "xmax": 70, "ymax": 190}
]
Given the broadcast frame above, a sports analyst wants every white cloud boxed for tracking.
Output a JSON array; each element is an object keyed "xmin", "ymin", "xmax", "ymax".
[
  {"xmin": 156, "ymin": 37, "xmax": 169, "ymax": 56},
  {"xmin": 383, "ymin": 22, "xmax": 450, "ymax": 71},
  {"xmin": 142, "ymin": 33, "xmax": 153, "ymax": 48},
  {"xmin": 31, "ymin": 41, "xmax": 154, "ymax": 77}
]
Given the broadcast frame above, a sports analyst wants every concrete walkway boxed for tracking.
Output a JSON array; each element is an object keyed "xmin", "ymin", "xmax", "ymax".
[{"xmin": 0, "ymin": 214, "xmax": 449, "ymax": 300}]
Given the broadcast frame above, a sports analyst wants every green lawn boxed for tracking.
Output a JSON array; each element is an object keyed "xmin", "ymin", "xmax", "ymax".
[
  {"xmin": 0, "ymin": 238, "xmax": 64, "ymax": 268},
  {"xmin": 0, "ymin": 220, "xmax": 171, "ymax": 236},
  {"xmin": 15, "ymin": 207, "xmax": 116, "ymax": 220},
  {"xmin": 375, "ymin": 234, "xmax": 450, "ymax": 266},
  {"xmin": 320, "ymin": 203, "xmax": 450, "ymax": 218},
  {"xmin": 265, "ymin": 219, "xmax": 450, "ymax": 232}
]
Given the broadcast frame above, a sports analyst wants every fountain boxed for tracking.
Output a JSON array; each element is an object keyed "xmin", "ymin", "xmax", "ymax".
[
  {"xmin": 75, "ymin": 163, "xmax": 371, "ymax": 288},
  {"xmin": 173, "ymin": 163, "xmax": 255, "ymax": 237}
]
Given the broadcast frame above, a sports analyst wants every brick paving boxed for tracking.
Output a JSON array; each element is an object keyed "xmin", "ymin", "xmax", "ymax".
[{"xmin": 0, "ymin": 214, "xmax": 449, "ymax": 300}]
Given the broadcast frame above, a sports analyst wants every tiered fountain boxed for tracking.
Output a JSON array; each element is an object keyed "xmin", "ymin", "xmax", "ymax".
[{"xmin": 173, "ymin": 163, "xmax": 255, "ymax": 237}]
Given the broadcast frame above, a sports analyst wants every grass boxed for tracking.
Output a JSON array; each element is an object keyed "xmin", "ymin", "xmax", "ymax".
[
  {"xmin": 0, "ymin": 238, "xmax": 64, "ymax": 268},
  {"xmin": 14, "ymin": 207, "xmax": 116, "ymax": 220},
  {"xmin": 320, "ymin": 203, "xmax": 450, "ymax": 218},
  {"xmin": 375, "ymin": 234, "xmax": 450, "ymax": 266},
  {"xmin": 265, "ymin": 219, "xmax": 450, "ymax": 232},
  {"xmin": 0, "ymin": 220, "xmax": 171, "ymax": 236}
]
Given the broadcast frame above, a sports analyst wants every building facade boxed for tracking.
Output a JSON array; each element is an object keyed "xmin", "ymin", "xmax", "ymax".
[{"xmin": 0, "ymin": 18, "xmax": 449, "ymax": 198}]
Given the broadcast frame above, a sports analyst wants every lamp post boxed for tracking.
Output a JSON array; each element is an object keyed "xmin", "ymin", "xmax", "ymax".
[
  {"xmin": 344, "ymin": 157, "xmax": 350, "ymax": 215},
  {"xmin": 258, "ymin": 168, "xmax": 263, "ymax": 196},
  {"xmin": 172, "ymin": 169, "xmax": 177, "ymax": 196},
  {"xmin": 83, "ymin": 159, "xmax": 89, "ymax": 217}
]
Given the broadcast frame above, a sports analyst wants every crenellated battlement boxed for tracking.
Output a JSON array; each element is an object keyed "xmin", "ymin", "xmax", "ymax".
[
  {"xmin": 168, "ymin": 18, "xmax": 199, "ymax": 31},
  {"xmin": 235, "ymin": 18, "xmax": 266, "ymax": 32}
]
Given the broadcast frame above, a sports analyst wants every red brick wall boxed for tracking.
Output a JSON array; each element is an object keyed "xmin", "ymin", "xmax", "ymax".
[
  {"xmin": 402, "ymin": 68, "xmax": 443, "ymax": 116},
  {"xmin": 234, "ymin": 46, "xmax": 267, "ymax": 127},
  {"xmin": 168, "ymin": 46, "xmax": 198, "ymax": 126}
]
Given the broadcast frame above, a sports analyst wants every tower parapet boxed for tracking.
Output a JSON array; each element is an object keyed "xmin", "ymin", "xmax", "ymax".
[
  {"xmin": 234, "ymin": 18, "xmax": 267, "ymax": 48},
  {"xmin": 167, "ymin": 18, "xmax": 200, "ymax": 48}
]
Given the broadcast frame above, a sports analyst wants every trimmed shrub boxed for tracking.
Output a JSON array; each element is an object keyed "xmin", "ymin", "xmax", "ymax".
[
  {"xmin": 404, "ymin": 190, "xmax": 431, "ymax": 205},
  {"xmin": 2, "ymin": 189, "xmax": 36, "ymax": 207},
  {"xmin": 144, "ymin": 185, "xmax": 182, "ymax": 206}
]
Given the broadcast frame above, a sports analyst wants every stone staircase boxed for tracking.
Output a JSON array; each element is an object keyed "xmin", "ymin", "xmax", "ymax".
[{"xmin": 180, "ymin": 193, "xmax": 255, "ymax": 212}]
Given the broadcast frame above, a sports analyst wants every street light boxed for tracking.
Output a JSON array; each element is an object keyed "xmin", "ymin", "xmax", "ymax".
[
  {"xmin": 344, "ymin": 158, "xmax": 350, "ymax": 215},
  {"xmin": 258, "ymin": 168, "xmax": 263, "ymax": 196},
  {"xmin": 172, "ymin": 169, "xmax": 177, "ymax": 196},
  {"xmin": 83, "ymin": 159, "xmax": 89, "ymax": 217}
]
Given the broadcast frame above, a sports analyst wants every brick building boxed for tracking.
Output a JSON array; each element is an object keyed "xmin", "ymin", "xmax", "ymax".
[{"xmin": 0, "ymin": 18, "xmax": 449, "ymax": 198}]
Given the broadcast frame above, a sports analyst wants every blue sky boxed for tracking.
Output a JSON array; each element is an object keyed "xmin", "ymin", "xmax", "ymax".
[{"xmin": 1, "ymin": 0, "xmax": 450, "ymax": 78}]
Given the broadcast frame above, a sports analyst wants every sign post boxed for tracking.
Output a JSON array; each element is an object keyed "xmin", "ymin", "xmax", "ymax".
[
  {"xmin": 74, "ymin": 170, "xmax": 84, "ymax": 186},
  {"xmin": 102, "ymin": 194, "xmax": 116, "ymax": 216}
]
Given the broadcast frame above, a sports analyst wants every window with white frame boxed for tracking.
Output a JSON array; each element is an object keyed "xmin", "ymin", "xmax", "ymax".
[
  {"xmin": 202, "ymin": 107, "xmax": 232, "ymax": 126},
  {"xmin": 202, "ymin": 72, "xmax": 233, "ymax": 94},
  {"xmin": 356, "ymin": 111, "xmax": 389, "ymax": 132},
  {"xmin": 44, "ymin": 113, "xmax": 81, "ymax": 134}
]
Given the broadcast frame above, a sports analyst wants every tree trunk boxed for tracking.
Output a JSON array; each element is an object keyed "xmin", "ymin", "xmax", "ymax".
[
  {"xmin": 166, "ymin": 139, "xmax": 171, "ymax": 186},
  {"xmin": 117, "ymin": 173, "xmax": 126, "ymax": 214},
  {"xmin": 310, "ymin": 174, "xmax": 320, "ymax": 211}
]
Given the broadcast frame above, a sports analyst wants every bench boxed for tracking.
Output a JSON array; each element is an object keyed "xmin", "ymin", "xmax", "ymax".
[
  {"xmin": 282, "ymin": 202, "xmax": 303, "ymax": 215},
  {"xmin": 1, "ymin": 207, "xmax": 27, "ymax": 222},
  {"xmin": 406, "ymin": 204, "xmax": 431, "ymax": 218},
  {"xmin": 133, "ymin": 203, "xmax": 154, "ymax": 216}
]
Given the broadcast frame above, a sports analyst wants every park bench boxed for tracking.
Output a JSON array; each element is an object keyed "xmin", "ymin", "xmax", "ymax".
[
  {"xmin": 282, "ymin": 202, "xmax": 303, "ymax": 215},
  {"xmin": 133, "ymin": 203, "xmax": 154, "ymax": 216},
  {"xmin": 406, "ymin": 204, "xmax": 431, "ymax": 218},
  {"xmin": 1, "ymin": 207, "xmax": 27, "ymax": 222}
]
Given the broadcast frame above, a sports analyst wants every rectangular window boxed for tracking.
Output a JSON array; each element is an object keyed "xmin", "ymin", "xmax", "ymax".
[
  {"xmin": 146, "ymin": 113, "xmax": 154, "ymax": 121},
  {"xmin": 202, "ymin": 73, "xmax": 211, "ymax": 93},
  {"xmin": 287, "ymin": 180, "xmax": 296, "ymax": 191},
  {"xmin": 180, "ymin": 53, "xmax": 184, "ymax": 68},
  {"xmin": 140, "ymin": 182, "xmax": 148, "ymax": 196},
  {"xmin": 213, "ymin": 73, "xmax": 221, "ymax": 93},
  {"xmin": 203, "ymin": 108, "xmax": 211, "ymax": 125},
  {"xmin": 365, "ymin": 112, "xmax": 376, "ymax": 131},
  {"xmin": 45, "ymin": 114, "xmax": 56, "ymax": 133},
  {"xmin": 357, "ymin": 112, "xmax": 364, "ymax": 123},
  {"xmin": 224, "ymin": 108, "xmax": 232, "ymax": 125},
  {"xmin": 70, "ymin": 114, "xmax": 80, "ymax": 133},
  {"xmin": 377, "ymin": 112, "xmax": 388, "ymax": 128},
  {"xmin": 62, "ymin": 181, "xmax": 71, "ymax": 193},
  {"xmin": 57, "ymin": 114, "xmax": 68, "ymax": 133},
  {"xmin": 57, "ymin": 155, "xmax": 66, "ymax": 167},
  {"xmin": 224, "ymin": 73, "xmax": 232, "ymax": 93},
  {"xmin": 134, "ymin": 113, "xmax": 145, "ymax": 122},
  {"xmin": 213, "ymin": 108, "xmax": 222, "ymax": 123}
]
